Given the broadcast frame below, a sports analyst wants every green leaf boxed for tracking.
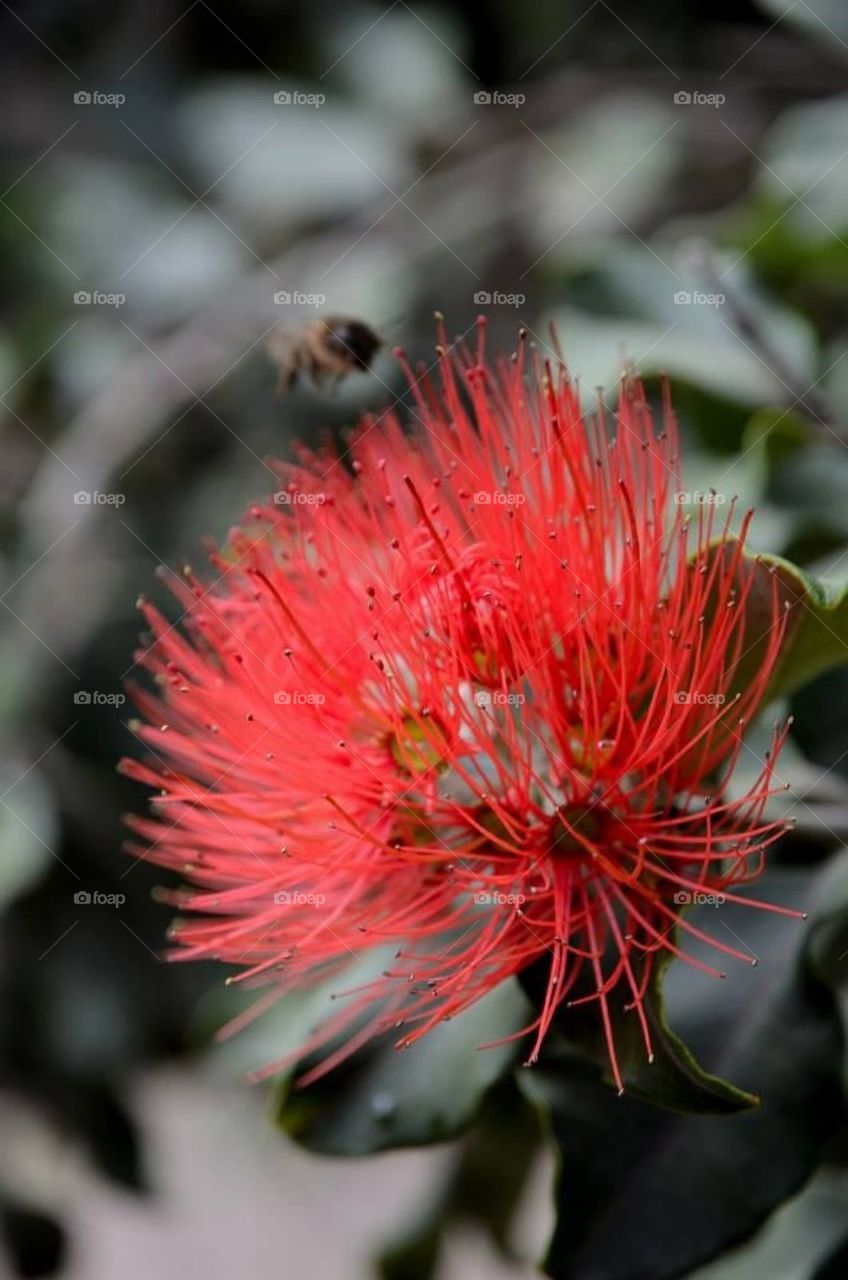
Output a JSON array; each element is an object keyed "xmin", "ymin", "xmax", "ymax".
[
  {"xmin": 682, "ymin": 1164, "xmax": 848, "ymax": 1279},
  {"xmin": 520, "ymin": 859, "xmax": 847, "ymax": 1280},
  {"xmin": 607, "ymin": 980, "xmax": 758, "ymax": 1114},
  {"xmin": 275, "ymin": 977, "xmax": 530, "ymax": 1155},
  {"xmin": 769, "ymin": 565, "xmax": 848, "ymax": 703},
  {"xmin": 519, "ymin": 948, "xmax": 756, "ymax": 1116},
  {"xmin": 716, "ymin": 546, "xmax": 848, "ymax": 706}
]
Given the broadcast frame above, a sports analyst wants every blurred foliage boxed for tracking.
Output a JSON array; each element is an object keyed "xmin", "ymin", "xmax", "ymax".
[
  {"xmin": 2, "ymin": 0, "xmax": 848, "ymax": 1276},
  {"xmin": 275, "ymin": 978, "xmax": 530, "ymax": 1155}
]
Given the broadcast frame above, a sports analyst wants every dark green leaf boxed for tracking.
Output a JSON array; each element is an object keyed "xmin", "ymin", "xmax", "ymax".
[
  {"xmin": 520, "ymin": 951, "xmax": 756, "ymax": 1116},
  {"xmin": 276, "ymin": 978, "xmax": 530, "ymax": 1155},
  {"xmin": 699, "ymin": 542, "xmax": 848, "ymax": 707},
  {"xmin": 747, "ymin": 554, "xmax": 848, "ymax": 705},
  {"xmin": 521, "ymin": 858, "xmax": 847, "ymax": 1280},
  {"xmin": 447, "ymin": 1075, "xmax": 542, "ymax": 1253}
]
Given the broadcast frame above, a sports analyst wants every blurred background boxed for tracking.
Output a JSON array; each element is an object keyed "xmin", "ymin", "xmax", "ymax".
[{"xmin": 1, "ymin": 1, "xmax": 848, "ymax": 1276}]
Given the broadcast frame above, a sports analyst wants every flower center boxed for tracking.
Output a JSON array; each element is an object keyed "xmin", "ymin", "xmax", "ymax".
[
  {"xmin": 550, "ymin": 804, "xmax": 604, "ymax": 856},
  {"xmin": 386, "ymin": 714, "xmax": 447, "ymax": 776}
]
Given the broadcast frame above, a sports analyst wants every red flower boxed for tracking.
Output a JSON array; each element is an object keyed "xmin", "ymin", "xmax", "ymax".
[{"xmin": 122, "ymin": 319, "xmax": 797, "ymax": 1092}]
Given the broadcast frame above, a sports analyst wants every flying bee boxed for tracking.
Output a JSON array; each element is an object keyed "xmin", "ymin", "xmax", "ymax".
[{"xmin": 267, "ymin": 315, "xmax": 382, "ymax": 394}]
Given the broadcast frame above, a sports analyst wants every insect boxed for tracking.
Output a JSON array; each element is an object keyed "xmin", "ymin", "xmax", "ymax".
[{"xmin": 267, "ymin": 315, "xmax": 382, "ymax": 393}]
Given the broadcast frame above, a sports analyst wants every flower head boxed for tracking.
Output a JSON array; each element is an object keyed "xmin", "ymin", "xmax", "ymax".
[{"xmin": 123, "ymin": 319, "xmax": 795, "ymax": 1092}]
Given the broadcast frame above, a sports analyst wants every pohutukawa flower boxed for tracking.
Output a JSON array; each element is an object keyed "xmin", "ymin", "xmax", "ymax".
[{"xmin": 122, "ymin": 318, "xmax": 798, "ymax": 1094}]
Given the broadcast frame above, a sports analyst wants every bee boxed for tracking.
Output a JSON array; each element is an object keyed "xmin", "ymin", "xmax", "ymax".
[{"xmin": 267, "ymin": 315, "xmax": 382, "ymax": 394}]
